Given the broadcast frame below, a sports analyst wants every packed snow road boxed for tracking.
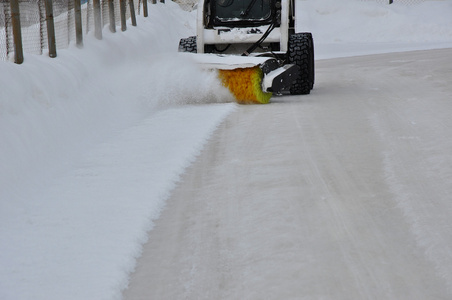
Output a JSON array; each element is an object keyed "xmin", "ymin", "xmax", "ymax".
[{"xmin": 123, "ymin": 48, "xmax": 452, "ymax": 299}]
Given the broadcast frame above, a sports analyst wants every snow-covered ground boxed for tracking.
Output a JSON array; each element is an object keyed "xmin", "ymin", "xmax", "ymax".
[{"xmin": 1, "ymin": 0, "xmax": 451, "ymax": 299}]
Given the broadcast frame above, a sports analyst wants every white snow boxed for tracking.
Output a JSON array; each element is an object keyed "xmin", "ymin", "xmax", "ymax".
[
  {"xmin": 0, "ymin": 0, "xmax": 451, "ymax": 299},
  {"xmin": 297, "ymin": 0, "xmax": 452, "ymax": 58}
]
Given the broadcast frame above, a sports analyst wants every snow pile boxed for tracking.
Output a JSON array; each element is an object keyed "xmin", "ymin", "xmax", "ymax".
[
  {"xmin": 1, "ymin": 0, "xmax": 452, "ymax": 300},
  {"xmin": 1, "ymin": 2, "xmax": 233, "ymax": 300},
  {"xmin": 0, "ymin": 2, "xmax": 232, "ymax": 202},
  {"xmin": 297, "ymin": 0, "xmax": 452, "ymax": 58}
]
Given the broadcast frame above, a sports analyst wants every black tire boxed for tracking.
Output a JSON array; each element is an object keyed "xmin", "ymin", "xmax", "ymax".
[
  {"xmin": 307, "ymin": 33, "xmax": 315, "ymax": 90},
  {"xmin": 287, "ymin": 32, "xmax": 315, "ymax": 95},
  {"xmin": 178, "ymin": 36, "xmax": 197, "ymax": 53}
]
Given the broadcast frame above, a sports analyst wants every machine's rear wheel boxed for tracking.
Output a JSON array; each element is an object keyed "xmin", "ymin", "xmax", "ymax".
[
  {"xmin": 287, "ymin": 33, "xmax": 315, "ymax": 95},
  {"xmin": 308, "ymin": 33, "xmax": 315, "ymax": 90},
  {"xmin": 179, "ymin": 36, "xmax": 197, "ymax": 53}
]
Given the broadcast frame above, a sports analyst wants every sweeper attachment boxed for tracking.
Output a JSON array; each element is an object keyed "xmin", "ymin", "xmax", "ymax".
[{"xmin": 178, "ymin": 0, "xmax": 314, "ymax": 104}]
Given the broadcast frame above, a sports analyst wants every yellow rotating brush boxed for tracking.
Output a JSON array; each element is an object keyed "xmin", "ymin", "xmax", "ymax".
[{"xmin": 218, "ymin": 66, "xmax": 272, "ymax": 104}]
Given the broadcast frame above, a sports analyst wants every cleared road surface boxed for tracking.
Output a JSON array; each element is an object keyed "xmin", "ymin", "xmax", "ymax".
[{"xmin": 123, "ymin": 49, "xmax": 452, "ymax": 299}]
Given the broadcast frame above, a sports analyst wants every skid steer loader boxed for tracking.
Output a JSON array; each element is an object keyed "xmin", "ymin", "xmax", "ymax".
[{"xmin": 178, "ymin": 0, "xmax": 314, "ymax": 104}]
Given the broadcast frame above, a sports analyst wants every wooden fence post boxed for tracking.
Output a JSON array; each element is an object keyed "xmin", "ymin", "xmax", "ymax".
[
  {"xmin": 44, "ymin": 0, "xmax": 57, "ymax": 57},
  {"xmin": 129, "ymin": 0, "xmax": 137, "ymax": 26},
  {"xmin": 74, "ymin": 0, "xmax": 84, "ymax": 47},
  {"xmin": 10, "ymin": 0, "xmax": 24, "ymax": 64},
  {"xmin": 142, "ymin": 0, "xmax": 148, "ymax": 17},
  {"xmin": 93, "ymin": 0, "xmax": 102, "ymax": 39},
  {"xmin": 120, "ymin": 0, "xmax": 126, "ymax": 31},
  {"xmin": 108, "ymin": 0, "xmax": 116, "ymax": 32}
]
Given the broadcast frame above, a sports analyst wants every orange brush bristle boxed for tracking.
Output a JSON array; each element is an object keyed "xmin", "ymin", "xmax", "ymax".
[{"xmin": 218, "ymin": 66, "xmax": 272, "ymax": 104}]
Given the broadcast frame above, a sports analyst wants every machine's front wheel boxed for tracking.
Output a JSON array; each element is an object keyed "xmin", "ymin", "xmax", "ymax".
[
  {"xmin": 287, "ymin": 33, "xmax": 314, "ymax": 95},
  {"xmin": 178, "ymin": 36, "xmax": 197, "ymax": 53}
]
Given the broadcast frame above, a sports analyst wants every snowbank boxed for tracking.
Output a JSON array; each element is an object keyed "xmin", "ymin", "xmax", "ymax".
[
  {"xmin": 297, "ymin": 0, "xmax": 452, "ymax": 58},
  {"xmin": 1, "ymin": 2, "xmax": 233, "ymax": 300},
  {"xmin": 0, "ymin": 2, "xmax": 230, "ymax": 201}
]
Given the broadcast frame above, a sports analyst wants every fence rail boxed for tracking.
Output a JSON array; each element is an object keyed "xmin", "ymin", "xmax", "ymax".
[{"xmin": 0, "ymin": 0, "xmax": 156, "ymax": 63}]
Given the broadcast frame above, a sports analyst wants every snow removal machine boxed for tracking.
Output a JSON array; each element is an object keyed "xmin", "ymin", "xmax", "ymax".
[{"xmin": 178, "ymin": 0, "xmax": 314, "ymax": 104}]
